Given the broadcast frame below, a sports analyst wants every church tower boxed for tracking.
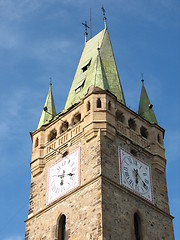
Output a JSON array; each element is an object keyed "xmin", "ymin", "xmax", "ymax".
[{"xmin": 25, "ymin": 11, "xmax": 174, "ymax": 240}]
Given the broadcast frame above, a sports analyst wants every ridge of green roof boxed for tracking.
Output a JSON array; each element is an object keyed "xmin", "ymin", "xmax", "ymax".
[
  {"xmin": 37, "ymin": 83, "xmax": 56, "ymax": 129},
  {"xmin": 138, "ymin": 80, "xmax": 157, "ymax": 124},
  {"xmin": 64, "ymin": 28, "xmax": 125, "ymax": 111}
]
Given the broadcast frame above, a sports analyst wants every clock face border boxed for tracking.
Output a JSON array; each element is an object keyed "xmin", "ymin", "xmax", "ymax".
[
  {"xmin": 46, "ymin": 147, "xmax": 80, "ymax": 205},
  {"xmin": 118, "ymin": 147, "xmax": 154, "ymax": 203}
]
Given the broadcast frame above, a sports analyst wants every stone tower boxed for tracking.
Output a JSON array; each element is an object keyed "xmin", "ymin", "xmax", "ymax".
[{"xmin": 25, "ymin": 16, "xmax": 174, "ymax": 240}]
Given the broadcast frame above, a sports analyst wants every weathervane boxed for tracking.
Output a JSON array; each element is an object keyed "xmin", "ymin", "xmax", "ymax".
[
  {"xmin": 101, "ymin": 5, "xmax": 107, "ymax": 29},
  {"xmin": 82, "ymin": 20, "xmax": 90, "ymax": 43}
]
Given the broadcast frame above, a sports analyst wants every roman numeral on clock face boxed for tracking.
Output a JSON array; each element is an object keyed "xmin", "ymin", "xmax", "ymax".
[{"xmin": 120, "ymin": 149, "xmax": 153, "ymax": 203}]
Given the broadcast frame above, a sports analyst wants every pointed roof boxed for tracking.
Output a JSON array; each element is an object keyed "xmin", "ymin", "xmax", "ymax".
[
  {"xmin": 138, "ymin": 80, "xmax": 157, "ymax": 124},
  {"xmin": 64, "ymin": 28, "xmax": 125, "ymax": 111},
  {"xmin": 37, "ymin": 83, "xmax": 56, "ymax": 129}
]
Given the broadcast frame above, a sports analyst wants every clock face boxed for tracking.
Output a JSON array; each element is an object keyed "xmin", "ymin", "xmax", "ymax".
[
  {"xmin": 119, "ymin": 147, "xmax": 153, "ymax": 203},
  {"xmin": 47, "ymin": 148, "xmax": 80, "ymax": 205}
]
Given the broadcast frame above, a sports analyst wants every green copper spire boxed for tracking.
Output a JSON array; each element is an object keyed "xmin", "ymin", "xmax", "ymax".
[
  {"xmin": 138, "ymin": 80, "xmax": 157, "ymax": 124},
  {"xmin": 37, "ymin": 83, "xmax": 56, "ymax": 129},
  {"xmin": 64, "ymin": 28, "xmax": 125, "ymax": 111}
]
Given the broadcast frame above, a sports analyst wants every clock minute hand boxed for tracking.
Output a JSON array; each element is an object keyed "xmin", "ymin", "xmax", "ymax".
[
  {"xmin": 137, "ymin": 172, "xmax": 147, "ymax": 188},
  {"xmin": 60, "ymin": 179, "xmax": 64, "ymax": 186},
  {"xmin": 58, "ymin": 172, "xmax": 75, "ymax": 178}
]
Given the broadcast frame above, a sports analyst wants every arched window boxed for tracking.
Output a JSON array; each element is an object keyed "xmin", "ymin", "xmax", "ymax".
[
  {"xmin": 116, "ymin": 111, "xmax": 125, "ymax": 123},
  {"xmin": 108, "ymin": 101, "xmax": 111, "ymax": 110},
  {"xmin": 87, "ymin": 101, "xmax": 91, "ymax": 111},
  {"xmin": 140, "ymin": 126, "xmax": 148, "ymax": 139},
  {"xmin": 134, "ymin": 212, "xmax": 141, "ymax": 240},
  {"xmin": 35, "ymin": 137, "xmax": 39, "ymax": 148},
  {"xmin": 97, "ymin": 98, "xmax": 102, "ymax": 108},
  {"xmin": 60, "ymin": 122, "xmax": 69, "ymax": 134},
  {"xmin": 48, "ymin": 129, "xmax": 57, "ymax": 142},
  {"xmin": 72, "ymin": 113, "xmax": 81, "ymax": 125},
  {"xmin": 58, "ymin": 215, "xmax": 66, "ymax": 240},
  {"xmin": 128, "ymin": 118, "xmax": 137, "ymax": 131},
  {"xmin": 157, "ymin": 133, "xmax": 162, "ymax": 144}
]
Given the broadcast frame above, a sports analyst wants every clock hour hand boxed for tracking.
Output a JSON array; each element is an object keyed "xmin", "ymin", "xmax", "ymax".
[
  {"xmin": 60, "ymin": 179, "xmax": 64, "ymax": 186},
  {"xmin": 133, "ymin": 169, "xmax": 139, "ymax": 184},
  {"xmin": 58, "ymin": 170, "xmax": 66, "ymax": 178}
]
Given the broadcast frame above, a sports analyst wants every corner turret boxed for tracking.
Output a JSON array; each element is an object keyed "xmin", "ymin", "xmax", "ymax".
[
  {"xmin": 138, "ymin": 79, "xmax": 157, "ymax": 124},
  {"xmin": 37, "ymin": 83, "xmax": 56, "ymax": 129}
]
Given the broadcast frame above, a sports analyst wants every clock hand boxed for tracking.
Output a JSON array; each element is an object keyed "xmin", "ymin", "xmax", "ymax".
[
  {"xmin": 136, "ymin": 172, "xmax": 148, "ymax": 189},
  {"xmin": 58, "ymin": 170, "xmax": 66, "ymax": 178},
  {"xmin": 133, "ymin": 169, "xmax": 139, "ymax": 184},
  {"xmin": 135, "ymin": 170, "xmax": 139, "ymax": 184},
  {"xmin": 67, "ymin": 173, "xmax": 75, "ymax": 176},
  {"xmin": 58, "ymin": 172, "xmax": 75, "ymax": 177},
  {"xmin": 60, "ymin": 179, "xmax": 64, "ymax": 186}
]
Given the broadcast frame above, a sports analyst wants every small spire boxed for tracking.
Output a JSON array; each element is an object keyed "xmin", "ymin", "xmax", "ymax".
[
  {"xmin": 82, "ymin": 21, "xmax": 90, "ymax": 43},
  {"xmin": 101, "ymin": 5, "xmax": 107, "ymax": 29},
  {"xmin": 138, "ymin": 79, "xmax": 157, "ymax": 124},
  {"xmin": 37, "ymin": 83, "xmax": 56, "ymax": 129}
]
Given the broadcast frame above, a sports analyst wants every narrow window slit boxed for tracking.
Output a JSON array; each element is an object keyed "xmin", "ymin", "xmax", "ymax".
[
  {"xmin": 97, "ymin": 98, "xmax": 102, "ymax": 108},
  {"xmin": 58, "ymin": 214, "xmax": 66, "ymax": 240},
  {"xmin": 134, "ymin": 212, "xmax": 141, "ymax": 240}
]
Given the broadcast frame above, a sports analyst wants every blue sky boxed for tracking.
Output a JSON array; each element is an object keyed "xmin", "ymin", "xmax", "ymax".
[{"xmin": 0, "ymin": 0, "xmax": 179, "ymax": 239}]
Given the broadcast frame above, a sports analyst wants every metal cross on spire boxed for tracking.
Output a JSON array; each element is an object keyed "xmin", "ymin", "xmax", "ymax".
[
  {"xmin": 82, "ymin": 20, "xmax": 90, "ymax": 43},
  {"xmin": 101, "ymin": 5, "xmax": 107, "ymax": 29}
]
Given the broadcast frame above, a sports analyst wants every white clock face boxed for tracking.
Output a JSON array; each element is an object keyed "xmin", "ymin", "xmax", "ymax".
[
  {"xmin": 119, "ymin": 147, "xmax": 153, "ymax": 203},
  {"xmin": 47, "ymin": 148, "xmax": 80, "ymax": 205}
]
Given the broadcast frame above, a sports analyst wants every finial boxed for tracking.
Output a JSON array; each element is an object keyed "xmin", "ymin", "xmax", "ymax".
[
  {"xmin": 82, "ymin": 21, "xmax": 90, "ymax": 43},
  {"xmin": 141, "ymin": 73, "xmax": 144, "ymax": 84},
  {"xmin": 49, "ymin": 77, "xmax": 52, "ymax": 86},
  {"xmin": 101, "ymin": 5, "xmax": 107, "ymax": 29}
]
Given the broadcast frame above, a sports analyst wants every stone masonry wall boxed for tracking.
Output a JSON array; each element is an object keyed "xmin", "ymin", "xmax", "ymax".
[
  {"xmin": 25, "ymin": 130, "xmax": 103, "ymax": 239},
  {"xmin": 101, "ymin": 134, "xmax": 174, "ymax": 240},
  {"xmin": 102, "ymin": 179, "xmax": 174, "ymax": 240},
  {"xmin": 25, "ymin": 178, "xmax": 102, "ymax": 240},
  {"xmin": 101, "ymin": 134, "xmax": 171, "ymax": 213}
]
